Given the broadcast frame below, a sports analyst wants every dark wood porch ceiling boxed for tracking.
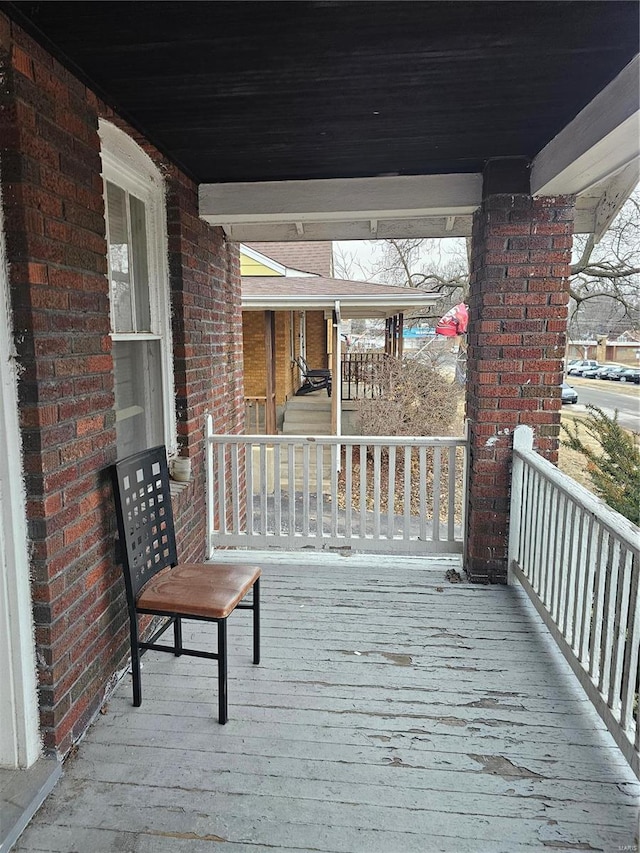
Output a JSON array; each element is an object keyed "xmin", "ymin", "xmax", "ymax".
[{"xmin": 4, "ymin": 1, "xmax": 638, "ymax": 184}]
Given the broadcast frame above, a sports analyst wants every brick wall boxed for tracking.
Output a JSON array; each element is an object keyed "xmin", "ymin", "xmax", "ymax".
[
  {"xmin": 242, "ymin": 312, "xmax": 267, "ymax": 398},
  {"xmin": 465, "ymin": 193, "xmax": 574, "ymax": 583},
  {"xmin": 0, "ymin": 14, "xmax": 244, "ymax": 754},
  {"xmin": 305, "ymin": 311, "xmax": 328, "ymax": 369}
]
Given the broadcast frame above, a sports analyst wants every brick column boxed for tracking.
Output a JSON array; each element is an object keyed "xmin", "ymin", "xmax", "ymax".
[{"xmin": 465, "ymin": 162, "xmax": 575, "ymax": 583}]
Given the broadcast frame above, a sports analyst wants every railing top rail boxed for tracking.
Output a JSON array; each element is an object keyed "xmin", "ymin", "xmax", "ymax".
[
  {"xmin": 208, "ymin": 434, "xmax": 467, "ymax": 448},
  {"xmin": 514, "ymin": 444, "xmax": 639, "ymax": 554}
]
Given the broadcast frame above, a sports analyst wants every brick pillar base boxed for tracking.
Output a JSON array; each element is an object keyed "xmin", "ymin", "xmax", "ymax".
[{"xmin": 465, "ymin": 193, "xmax": 575, "ymax": 583}]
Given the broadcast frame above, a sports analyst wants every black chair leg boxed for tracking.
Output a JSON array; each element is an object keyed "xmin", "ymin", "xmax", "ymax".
[
  {"xmin": 253, "ymin": 578, "xmax": 260, "ymax": 665},
  {"xmin": 174, "ymin": 616, "xmax": 183, "ymax": 656},
  {"xmin": 130, "ymin": 614, "xmax": 142, "ymax": 707},
  {"xmin": 217, "ymin": 619, "xmax": 228, "ymax": 724}
]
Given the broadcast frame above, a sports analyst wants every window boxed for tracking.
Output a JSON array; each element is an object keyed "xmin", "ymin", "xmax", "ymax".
[{"xmin": 99, "ymin": 121, "xmax": 176, "ymax": 459}]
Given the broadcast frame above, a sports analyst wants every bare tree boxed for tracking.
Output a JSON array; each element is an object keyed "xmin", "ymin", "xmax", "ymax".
[
  {"xmin": 334, "ymin": 187, "xmax": 640, "ymax": 337},
  {"xmin": 568, "ymin": 190, "xmax": 640, "ymax": 337}
]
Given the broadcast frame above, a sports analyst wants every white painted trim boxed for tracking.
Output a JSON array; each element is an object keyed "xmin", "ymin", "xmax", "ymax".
[
  {"xmin": 591, "ymin": 161, "xmax": 640, "ymax": 242},
  {"xmin": 242, "ymin": 293, "xmax": 440, "ymax": 320},
  {"xmin": 531, "ymin": 56, "xmax": 640, "ymax": 197},
  {"xmin": 0, "ymin": 179, "xmax": 41, "ymax": 768},
  {"xmin": 199, "ymin": 173, "xmax": 483, "ymax": 225},
  {"xmin": 99, "ymin": 120, "xmax": 177, "ymax": 456}
]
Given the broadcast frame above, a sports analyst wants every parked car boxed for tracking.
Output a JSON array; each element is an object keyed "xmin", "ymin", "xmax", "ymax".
[
  {"xmin": 567, "ymin": 359, "xmax": 600, "ymax": 376},
  {"xmin": 618, "ymin": 368, "xmax": 640, "ymax": 384},
  {"xmin": 561, "ymin": 382, "xmax": 578, "ymax": 404},
  {"xmin": 581, "ymin": 366, "xmax": 601, "ymax": 378},
  {"xmin": 595, "ymin": 365, "xmax": 626, "ymax": 380}
]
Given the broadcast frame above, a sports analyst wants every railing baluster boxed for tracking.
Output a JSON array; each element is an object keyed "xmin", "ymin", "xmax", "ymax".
[
  {"xmin": 447, "ymin": 445, "xmax": 456, "ymax": 542},
  {"xmin": 217, "ymin": 443, "xmax": 227, "ymax": 534},
  {"xmin": 258, "ymin": 443, "xmax": 267, "ymax": 536},
  {"xmin": 274, "ymin": 443, "xmax": 282, "ymax": 538},
  {"xmin": 549, "ymin": 491, "xmax": 566, "ymax": 623},
  {"xmin": 359, "ymin": 443, "xmax": 367, "ymax": 540},
  {"xmin": 598, "ymin": 536, "xmax": 619, "ymax": 697},
  {"xmin": 588, "ymin": 527, "xmax": 607, "ymax": 680},
  {"xmin": 302, "ymin": 442, "xmax": 310, "ymax": 537},
  {"xmin": 403, "ymin": 445, "xmax": 411, "ymax": 541},
  {"xmin": 620, "ymin": 553, "xmax": 639, "ymax": 731},
  {"xmin": 231, "ymin": 442, "xmax": 240, "ymax": 535},
  {"xmin": 575, "ymin": 512, "xmax": 595, "ymax": 661},
  {"xmin": 287, "ymin": 442, "xmax": 295, "ymax": 538},
  {"xmin": 387, "ymin": 444, "xmax": 396, "ymax": 539},
  {"xmin": 245, "ymin": 442, "xmax": 254, "ymax": 535},
  {"xmin": 608, "ymin": 546, "xmax": 631, "ymax": 715},
  {"xmin": 345, "ymin": 443, "xmax": 353, "ymax": 539},
  {"xmin": 432, "ymin": 446, "xmax": 441, "ymax": 542},
  {"xmin": 373, "ymin": 444, "xmax": 381, "ymax": 541},
  {"xmin": 419, "ymin": 445, "xmax": 427, "ymax": 543},
  {"xmin": 331, "ymin": 443, "xmax": 339, "ymax": 539},
  {"xmin": 316, "ymin": 441, "xmax": 324, "ymax": 540},
  {"xmin": 540, "ymin": 477, "xmax": 556, "ymax": 606}
]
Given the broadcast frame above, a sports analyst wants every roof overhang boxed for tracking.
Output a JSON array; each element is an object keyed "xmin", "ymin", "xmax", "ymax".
[
  {"xmin": 242, "ymin": 278, "xmax": 441, "ymax": 320},
  {"xmin": 200, "ymin": 57, "xmax": 640, "ymax": 242}
]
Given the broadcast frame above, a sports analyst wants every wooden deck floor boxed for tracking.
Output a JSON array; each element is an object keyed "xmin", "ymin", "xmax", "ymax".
[{"xmin": 15, "ymin": 552, "xmax": 639, "ymax": 853}]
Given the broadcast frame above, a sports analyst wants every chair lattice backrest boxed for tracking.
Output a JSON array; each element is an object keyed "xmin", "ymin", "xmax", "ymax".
[{"xmin": 112, "ymin": 446, "xmax": 178, "ymax": 599}]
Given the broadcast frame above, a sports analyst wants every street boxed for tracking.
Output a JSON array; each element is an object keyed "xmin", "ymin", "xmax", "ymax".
[{"xmin": 565, "ymin": 376, "xmax": 640, "ymax": 433}]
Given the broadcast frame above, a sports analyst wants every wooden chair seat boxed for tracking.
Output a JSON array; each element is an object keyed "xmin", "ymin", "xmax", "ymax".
[
  {"xmin": 111, "ymin": 445, "xmax": 261, "ymax": 724},
  {"xmin": 137, "ymin": 563, "xmax": 261, "ymax": 620}
]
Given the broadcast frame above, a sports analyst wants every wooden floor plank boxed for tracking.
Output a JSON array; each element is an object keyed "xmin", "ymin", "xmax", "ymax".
[{"xmin": 14, "ymin": 552, "xmax": 639, "ymax": 853}]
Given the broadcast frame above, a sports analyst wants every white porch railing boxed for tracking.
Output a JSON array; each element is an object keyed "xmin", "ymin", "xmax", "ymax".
[
  {"xmin": 206, "ymin": 416, "xmax": 466, "ymax": 556},
  {"xmin": 509, "ymin": 425, "xmax": 640, "ymax": 776}
]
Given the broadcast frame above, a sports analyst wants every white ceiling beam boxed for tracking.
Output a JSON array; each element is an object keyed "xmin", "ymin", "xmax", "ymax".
[
  {"xmin": 199, "ymin": 173, "xmax": 483, "ymax": 227},
  {"xmin": 531, "ymin": 56, "xmax": 640, "ymax": 197}
]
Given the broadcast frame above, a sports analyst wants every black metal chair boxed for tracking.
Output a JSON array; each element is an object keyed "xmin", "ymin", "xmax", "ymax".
[
  {"xmin": 295, "ymin": 355, "xmax": 332, "ymax": 396},
  {"xmin": 111, "ymin": 445, "xmax": 261, "ymax": 724}
]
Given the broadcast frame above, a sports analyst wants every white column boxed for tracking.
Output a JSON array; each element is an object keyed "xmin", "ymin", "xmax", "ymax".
[{"xmin": 0, "ymin": 183, "xmax": 41, "ymax": 768}]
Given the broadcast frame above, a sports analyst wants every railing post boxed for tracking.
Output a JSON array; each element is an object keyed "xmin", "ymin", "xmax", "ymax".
[
  {"xmin": 508, "ymin": 425, "xmax": 534, "ymax": 585},
  {"xmin": 205, "ymin": 414, "xmax": 214, "ymax": 559}
]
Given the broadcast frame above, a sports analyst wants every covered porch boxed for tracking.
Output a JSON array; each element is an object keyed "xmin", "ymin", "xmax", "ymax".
[{"xmin": 12, "ymin": 551, "xmax": 639, "ymax": 852}]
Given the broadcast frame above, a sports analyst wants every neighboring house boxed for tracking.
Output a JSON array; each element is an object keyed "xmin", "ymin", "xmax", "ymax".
[{"xmin": 240, "ymin": 243, "xmax": 439, "ymax": 432}]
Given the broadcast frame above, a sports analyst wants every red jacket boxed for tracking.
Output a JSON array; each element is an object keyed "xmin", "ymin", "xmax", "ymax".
[{"xmin": 436, "ymin": 303, "xmax": 468, "ymax": 337}]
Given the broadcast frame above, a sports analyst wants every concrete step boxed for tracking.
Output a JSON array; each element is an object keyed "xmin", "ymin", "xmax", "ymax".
[
  {"xmin": 282, "ymin": 422, "xmax": 332, "ymax": 436},
  {"xmin": 284, "ymin": 397, "xmax": 332, "ymax": 412}
]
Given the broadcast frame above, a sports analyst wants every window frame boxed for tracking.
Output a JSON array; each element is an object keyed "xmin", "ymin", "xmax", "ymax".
[{"xmin": 99, "ymin": 120, "xmax": 177, "ymax": 457}]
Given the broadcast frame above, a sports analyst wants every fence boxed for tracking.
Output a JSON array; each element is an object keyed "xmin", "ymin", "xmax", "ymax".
[
  {"xmin": 509, "ymin": 425, "xmax": 639, "ymax": 776},
  {"xmin": 206, "ymin": 417, "xmax": 466, "ymax": 556},
  {"xmin": 341, "ymin": 352, "xmax": 388, "ymax": 400}
]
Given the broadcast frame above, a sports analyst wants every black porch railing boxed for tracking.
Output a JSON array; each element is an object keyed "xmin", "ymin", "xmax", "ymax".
[{"xmin": 341, "ymin": 352, "xmax": 388, "ymax": 400}]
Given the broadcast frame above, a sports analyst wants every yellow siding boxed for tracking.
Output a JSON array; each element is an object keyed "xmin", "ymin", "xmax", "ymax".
[{"xmin": 240, "ymin": 254, "xmax": 281, "ymax": 276}]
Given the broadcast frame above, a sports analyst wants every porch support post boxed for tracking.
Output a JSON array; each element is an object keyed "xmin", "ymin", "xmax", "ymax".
[
  {"xmin": 264, "ymin": 310, "xmax": 276, "ymax": 435},
  {"xmin": 331, "ymin": 302, "xmax": 342, "ymax": 436},
  {"xmin": 397, "ymin": 313, "xmax": 404, "ymax": 358},
  {"xmin": 464, "ymin": 157, "xmax": 575, "ymax": 583}
]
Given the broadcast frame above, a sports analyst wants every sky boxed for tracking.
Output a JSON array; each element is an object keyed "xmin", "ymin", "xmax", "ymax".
[{"xmin": 333, "ymin": 238, "xmax": 468, "ymax": 284}]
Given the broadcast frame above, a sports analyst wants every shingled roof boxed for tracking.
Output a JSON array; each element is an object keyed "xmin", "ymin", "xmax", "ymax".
[{"xmin": 244, "ymin": 242, "xmax": 333, "ymax": 276}]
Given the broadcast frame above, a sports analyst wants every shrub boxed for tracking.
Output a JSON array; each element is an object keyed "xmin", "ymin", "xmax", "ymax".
[
  {"xmin": 357, "ymin": 356, "xmax": 461, "ymax": 437},
  {"xmin": 561, "ymin": 405, "xmax": 640, "ymax": 525}
]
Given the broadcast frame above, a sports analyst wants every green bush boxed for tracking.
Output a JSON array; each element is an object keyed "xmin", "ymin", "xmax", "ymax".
[{"xmin": 561, "ymin": 405, "xmax": 640, "ymax": 525}]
